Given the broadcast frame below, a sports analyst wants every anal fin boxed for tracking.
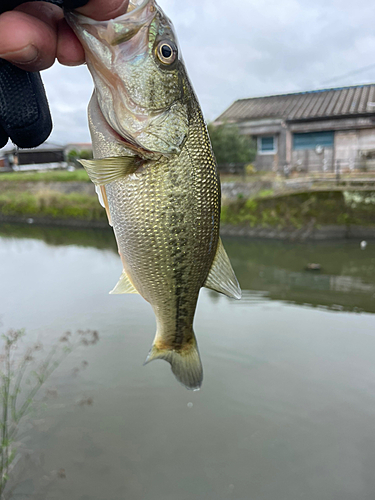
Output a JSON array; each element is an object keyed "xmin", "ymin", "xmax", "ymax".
[
  {"xmin": 204, "ymin": 238, "xmax": 241, "ymax": 299},
  {"xmin": 109, "ymin": 270, "xmax": 139, "ymax": 294}
]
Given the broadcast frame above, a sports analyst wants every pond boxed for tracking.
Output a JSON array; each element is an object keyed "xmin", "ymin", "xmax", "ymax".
[{"xmin": 0, "ymin": 224, "xmax": 375, "ymax": 500}]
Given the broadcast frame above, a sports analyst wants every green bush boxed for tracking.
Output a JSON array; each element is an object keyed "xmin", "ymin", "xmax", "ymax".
[
  {"xmin": 79, "ymin": 149, "xmax": 93, "ymax": 160},
  {"xmin": 0, "ymin": 191, "xmax": 106, "ymax": 221},
  {"xmin": 207, "ymin": 123, "xmax": 256, "ymax": 165},
  {"xmin": 220, "ymin": 191, "xmax": 375, "ymax": 228},
  {"xmin": 0, "ymin": 170, "xmax": 90, "ymax": 183}
]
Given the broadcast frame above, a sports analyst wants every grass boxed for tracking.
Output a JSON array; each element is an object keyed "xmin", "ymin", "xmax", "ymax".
[
  {"xmin": 1, "ymin": 183, "xmax": 374, "ymax": 229},
  {"xmin": 0, "ymin": 328, "xmax": 99, "ymax": 497},
  {"xmin": 0, "ymin": 190, "xmax": 106, "ymax": 221},
  {"xmin": 0, "ymin": 170, "xmax": 90, "ymax": 183}
]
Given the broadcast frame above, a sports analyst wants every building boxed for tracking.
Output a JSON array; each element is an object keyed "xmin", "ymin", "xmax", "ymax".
[
  {"xmin": 214, "ymin": 84, "xmax": 375, "ymax": 173},
  {"xmin": 64, "ymin": 143, "xmax": 92, "ymax": 156},
  {"xmin": 1, "ymin": 141, "xmax": 66, "ymax": 171}
]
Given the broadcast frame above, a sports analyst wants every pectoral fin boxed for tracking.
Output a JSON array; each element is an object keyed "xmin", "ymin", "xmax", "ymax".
[
  {"xmin": 109, "ymin": 270, "xmax": 139, "ymax": 294},
  {"xmin": 204, "ymin": 238, "xmax": 241, "ymax": 299},
  {"xmin": 79, "ymin": 156, "xmax": 143, "ymax": 185}
]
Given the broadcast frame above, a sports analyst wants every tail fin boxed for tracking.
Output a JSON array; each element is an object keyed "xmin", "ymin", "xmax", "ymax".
[{"xmin": 144, "ymin": 335, "xmax": 203, "ymax": 391}]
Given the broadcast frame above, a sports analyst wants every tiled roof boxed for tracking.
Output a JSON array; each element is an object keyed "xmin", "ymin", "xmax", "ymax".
[{"xmin": 216, "ymin": 84, "xmax": 375, "ymax": 122}]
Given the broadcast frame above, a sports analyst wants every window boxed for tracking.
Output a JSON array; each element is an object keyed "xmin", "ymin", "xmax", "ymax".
[
  {"xmin": 293, "ymin": 131, "xmax": 334, "ymax": 150},
  {"xmin": 258, "ymin": 136, "xmax": 276, "ymax": 154}
]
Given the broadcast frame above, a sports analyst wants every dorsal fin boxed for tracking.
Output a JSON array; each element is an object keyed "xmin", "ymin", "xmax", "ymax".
[
  {"xmin": 204, "ymin": 238, "xmax": 241, "ymax": 299},
  {"xmin": 109, "ymin": 270, "xmax": 139, "ymax": 294}
]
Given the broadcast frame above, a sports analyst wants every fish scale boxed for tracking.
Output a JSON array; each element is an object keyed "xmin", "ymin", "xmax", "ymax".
[
  {"xmin": 66, "ymin": 0, "xmax": 240, "ymax": 390},
  {"xmin": 107, "ymin": 102, "xmax": 219, "ymax": 333}
]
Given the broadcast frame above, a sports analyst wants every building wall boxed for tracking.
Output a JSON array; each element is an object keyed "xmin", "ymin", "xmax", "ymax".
[
  {"xmin": 240, "ymin": 117, "xmax": 375, "ymax": 173},
  {"xmin": 291, "ymin": 147, "xmax": 334, "ymax": 172},
  {"xmin": 18, "ymin": 150, "xmax": 65, "ymax": 165},
  {"xmin": 254, "ymin": 134, "xmax": 279, "ymax": 172},
  {"xmin": 358, "ymin": 128, "xmax": 375, "ymax": 148},
  {"xmin": 335, "ymin": 127, "xmax": 375, "ymax": 170},
  {"xmin": 335, "ymin": 131, "xmax": 358, "ymax": 170}
]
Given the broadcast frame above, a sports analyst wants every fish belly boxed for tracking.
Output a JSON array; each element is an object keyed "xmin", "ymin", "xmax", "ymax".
[{"xmin": 106, "ymin": 139, "xmax": 220, "ymax": 344}]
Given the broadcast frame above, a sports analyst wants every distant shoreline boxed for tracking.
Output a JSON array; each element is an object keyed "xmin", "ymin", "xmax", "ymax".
[
  {"xmin": 1, "ymin": 171, "xmax": 374, "ymax": 240},
  {"xmin": 1, "ymin": 215, "xmax": 375, "ymax": 241}
]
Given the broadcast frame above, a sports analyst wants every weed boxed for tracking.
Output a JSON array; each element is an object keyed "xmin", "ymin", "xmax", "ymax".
[
  {"xmin": 0, "ymin": 171, "xmax": 90, "ymax": 183},
  {"xmin": 0, "ymin": 328, "xmax": 99, "ymax": 497},
  {"xmin": 0, "ymin": 191, "xmax": 106, "ymax": 221}
]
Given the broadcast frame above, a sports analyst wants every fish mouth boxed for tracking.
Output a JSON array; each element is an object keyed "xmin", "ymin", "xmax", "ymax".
[
  {"xmin": 67, "ymin": 0, "xmax": 184, "ymax": 157},
  {"xmin": 66, "ymin": 0, "xmax": 160, "ymax": 150},
  {"xmin": 67, "ymin": 0, "xmax": 155, "ymax": 32}
]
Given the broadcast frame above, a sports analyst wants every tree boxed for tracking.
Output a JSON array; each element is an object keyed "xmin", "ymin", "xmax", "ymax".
[
  {"xmin": 79, "ymin": 149, "xmax": 93, "ymax": 160},
  {"xmin": 67, "ymin": 149, "xmax": 79, "ymax": 162},
  {"xmin": 207, "ymin": 123, "xmax": 256, "ymax": 165}
]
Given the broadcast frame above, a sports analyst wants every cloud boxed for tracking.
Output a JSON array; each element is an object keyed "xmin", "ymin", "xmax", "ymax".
[
  {"xmin": 42, "ymin": 64, "xmax": 93, "ymax": 145},
  {"xmin": 35, "ymin": 0, "xmax": 375, "ymax": 144}
]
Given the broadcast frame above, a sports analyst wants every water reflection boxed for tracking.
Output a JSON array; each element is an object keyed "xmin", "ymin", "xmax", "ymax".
[
  {"xmin": 1, "ymin": 224, "xmax": 375, "ymax": 499},
  {"xmin": 0, "ymin": 223, "xmax": 116, "ymax": 252},
  {"xmin": 223, "ymin": 238, "xmax": 375, "ymax": 313},
  {"xmin": 1, "ymin": 224, "xmax": 374, "ymax": 314}
]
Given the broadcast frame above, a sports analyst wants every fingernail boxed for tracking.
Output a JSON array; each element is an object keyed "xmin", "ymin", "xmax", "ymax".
[{"xmin": 0, "ymin": 45, "xmax": 39, "ymax": 64}]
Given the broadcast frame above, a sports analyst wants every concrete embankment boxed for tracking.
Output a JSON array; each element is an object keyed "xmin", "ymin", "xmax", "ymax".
[{"xmin": 220, "ymin": 224, "xmax": 375, "ymax": 240}]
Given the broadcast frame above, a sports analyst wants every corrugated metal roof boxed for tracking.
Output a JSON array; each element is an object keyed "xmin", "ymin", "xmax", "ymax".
[
  {"xmin": 1, "ymin": 141, "xmax": 64, "ymax": 153},
  {"xmin": 216, "ymin": 84, "xmax": 375, "ymax": 122}
]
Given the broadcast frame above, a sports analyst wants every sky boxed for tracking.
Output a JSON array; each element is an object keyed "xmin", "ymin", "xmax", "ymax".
[{"xmin": 15, "ymin": 0, "xmax": 375, "ymax": 144}]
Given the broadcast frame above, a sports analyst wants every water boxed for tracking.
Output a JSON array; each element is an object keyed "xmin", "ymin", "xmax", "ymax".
[{"xmin": 0, "ymin": 224, "xmax": 375, "ymax": 500}]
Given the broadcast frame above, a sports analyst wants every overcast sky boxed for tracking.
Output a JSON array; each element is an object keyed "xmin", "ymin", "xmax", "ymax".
[{"xmin": 35, "ymin": 0, "xmax": 375, "ymax": 144}]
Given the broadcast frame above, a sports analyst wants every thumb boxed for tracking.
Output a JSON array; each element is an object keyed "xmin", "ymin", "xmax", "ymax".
[{"xmin": 75, "ymin": 0, "xmax": 129, "ymax": 21}]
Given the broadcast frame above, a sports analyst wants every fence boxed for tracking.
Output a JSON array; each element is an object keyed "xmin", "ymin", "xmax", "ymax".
[{"xmin": 217, "ymin": 159, "xmax": 375, "ymax": 177}]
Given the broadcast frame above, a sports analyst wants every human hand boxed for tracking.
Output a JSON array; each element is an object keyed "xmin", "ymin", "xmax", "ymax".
[
  {"xmin": 0, "ymin": 0, "xmax": 129, "ymax": 71},
  {"xmin": 0, "ymin": 0, "xmax": 129, "ymax": 148}
]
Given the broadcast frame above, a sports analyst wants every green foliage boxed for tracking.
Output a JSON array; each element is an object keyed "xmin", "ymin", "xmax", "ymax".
[
  {"xmin": 0, "ymin": 191, "xmax": 106, "ymax": 221},
  {"xmin": 258, "ymin": 189, "xmax": 274, "ymax": 198},
  {"xmin": 245, "ymin": 164, "xmax": 256, "ymax": 175},
  {"xmin": 67, "ymin": 149, "xmax": 79, "ymax": 161},
  {"xmin": 207, "ymin": 123, "xmax": 256, "ymax": 165},
  {"xmin": 0, "ymin": 170, "xmax": 90, "ymax": 183},
  {"xmin": 79, "ymin": 149, "xmax": 93, "ymax": 160},
  {"xmin": 221, "ymin": 190, "xmax": 375, "ymax": 228}
]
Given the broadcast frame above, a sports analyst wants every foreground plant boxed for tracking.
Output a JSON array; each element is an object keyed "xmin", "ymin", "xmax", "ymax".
[{"xmin": 0, "ymin": 328, "xmax": 99, "ymax": 498}]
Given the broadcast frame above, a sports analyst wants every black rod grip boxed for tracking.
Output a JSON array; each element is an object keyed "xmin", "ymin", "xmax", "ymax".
[
  {"xmin": 0, "ymin": 0, "xmax": 89, "ymax": 149},
  {"xmin": 0, "ymin": 59, "xmax": 53, "ymax": 148}
]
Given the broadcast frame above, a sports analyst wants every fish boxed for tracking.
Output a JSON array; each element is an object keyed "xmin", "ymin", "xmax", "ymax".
[{"xmin": 65, "ymin": 0, "xmax": 241, "ymax": 390}]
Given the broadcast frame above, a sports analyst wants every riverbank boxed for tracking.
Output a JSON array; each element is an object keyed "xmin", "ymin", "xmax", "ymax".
[
  {"xmin": 1, "ymin": 170, "xmax": 374, "ymax": 240},
  {"xmin": 2, "ymin": 215, "xmax": 375, "ymax": 240}
]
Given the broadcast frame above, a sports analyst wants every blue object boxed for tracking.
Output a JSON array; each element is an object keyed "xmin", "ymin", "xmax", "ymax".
[
  {"xmin": 293, "ymin": 131, "xmax": 334, "ymax": 150},
  {"xmin": 259, "ymin": 136, "xmax": 275, "ymax": 153}
]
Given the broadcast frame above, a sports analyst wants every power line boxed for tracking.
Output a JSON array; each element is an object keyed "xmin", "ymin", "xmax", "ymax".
[{"xmin": 319, "ymin": 62, "xmax": 375, "ymax": 86}]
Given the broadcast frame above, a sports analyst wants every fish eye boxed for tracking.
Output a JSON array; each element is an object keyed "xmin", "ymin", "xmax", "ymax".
[{"xmin": 156, "ymin": 41, "xmax": 178, "ymax": 65}]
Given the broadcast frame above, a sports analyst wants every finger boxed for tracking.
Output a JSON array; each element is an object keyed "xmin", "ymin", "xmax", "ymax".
[
  {"xmin": 76, "ymin": 0, "xmax": 129, "ymax": 21},
  {"xmin": 0, "ymin": 3, "xmax": 62, "ymax": 71},
  {"xmin": 57, "ymin": 0, "xmax": 129, "ymax": 66},
  {"xmin": 57, "ymin": 18, "xmax": 85, "ymax": 66}
]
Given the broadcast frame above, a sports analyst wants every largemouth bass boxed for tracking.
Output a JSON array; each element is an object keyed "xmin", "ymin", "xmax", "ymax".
[{"xmin": 66, "ymin": 0, "xmax": 241, "ymax": 390}]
